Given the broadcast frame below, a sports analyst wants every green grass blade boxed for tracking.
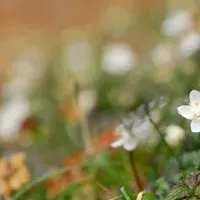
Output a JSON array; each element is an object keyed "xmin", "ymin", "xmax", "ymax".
[
  {"xmin": 120, "ymin": 187, "xmax": 131, "ymax": 200},
  {"xmin": 12, "ymin": 166, "xmax": 71, "ymax": 200}
]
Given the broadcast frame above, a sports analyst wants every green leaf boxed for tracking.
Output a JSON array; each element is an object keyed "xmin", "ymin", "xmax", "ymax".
[
  {"xmin": 120, "ymin": 187, "xmax": 132, "ymax": 200},
  {"xmin": 164, "ymin": 186, "xmax": 188, "ymax": 200},
  {"xmin": 107, "ymin": 195, "xmax": 123, "ymax": 200},
  {"xmin": 195, "ymin": 185, "xmax": 200, "ymax": 196},
  {"xmin": 142, "ymin": 193, "xmax": 157, "ymax": 200},
  {"xmin": 136, "ymin": 192, "xmax": 157, "ymax": 200}
]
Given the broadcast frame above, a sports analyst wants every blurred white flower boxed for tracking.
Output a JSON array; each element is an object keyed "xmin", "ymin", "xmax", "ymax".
[
  {"xmin": 111, "ymin": 118, "xmax": 151, "ymax": 151},
  {"xmin": 78, "ymin": 90, "xmax": 97, "ymax": 114},
  {"xmin": 162, "ymin": 10, "xmax": 192, "ymax": 37},
  {"xmin": 0, "ymin": 97, "xmax": 30, "ymax": 140},
  {"xmin": 165, "ymin": 125, "xmax": 185, "ymax": 146},
  {"xmin": 177, "ymin": 90, "xmax": 200, "ymax": 132},
  {"xmin": 179, "ymin": 31, "xmax": 200, "ymax": 57},
  {"xmin": 151, "ymin": 43, "xmax": 175, "ymax": 66},
  {"xmin": 2, "ymin": 78, "xmax": 32, "ymax": 98},
  {"xmin": 2, "ymin": 48, "xmax": 46, "ymax": 99},
  {"xmin": 102, "ymin": 43, "xmax": 136, "ymax": 75},
  {"xmin": 111, "ymin": 125, "xmax": 137, "ymax": 151},
  {"xmin": 11, "ymin": 60, "xmax": 44, "ymax": 82},
  {"xmin": 13, "ymin": 47, "xmax": 46, "ymax": 80}
]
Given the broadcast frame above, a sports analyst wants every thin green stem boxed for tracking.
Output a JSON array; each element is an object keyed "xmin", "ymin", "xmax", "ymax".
[
  {"xmin": 147, "ymin": 109, "xmax": 183, "ymax": 169},
  {"xmin": 148, "ymin": 116, "xmax": 175, "ymax": 157},
  {"xmin": 12, "ymin": 166, "xmax": 71, "ymax": 200},
  {"xmin": 71, "ymin": 71, "xmax": 95, "ymax": 199},
  {"xmin": 71, "ymin": 71, "xmax": 94, "ymax": 156},
  {"xmin": 107, "ymin": 195, "xmax": 123, "ymax": 200},
  {"xmin": 78, "ymin": 104, "xmax": 94, "ymax": 155}
]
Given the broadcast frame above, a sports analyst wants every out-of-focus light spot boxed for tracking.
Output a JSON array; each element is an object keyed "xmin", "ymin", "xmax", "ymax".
[
  {"xmin": 101, "ymin": 43, "xmax": 136, "ymax": 75},
  {"xmin": 162, "ymin": 10, "xmax": 192, "ymax": 37},
  {"xmin": 63, "ymin": 40, "xmax": 93, "ymax": 72},
  {"xmin": 11, "ymin": 61, "xmax": 34, "ymax": 79},
  {"xmin": 0, "ymin": 97, "xmax": 30, "ymax": 140},
  {"xmin": 78, "ymin": 90, "xmax": 97, "ymax": 115},
  {"xmin": 179, "ymin": 31, "xmax": 200, "ymax": 57},
  {"xmin": 2, "ymin": 78, "xmax": 32, "ymax": 99},
  {"xmin": 165, "ymin": 125, "xmax": 185, "ymax": 146},
  {"xmin": 151, "ymin": 43, "xmax": 176, "ymax": 66},
  {"xmin": 2, "ymin": 47, "xmax": 46, "ymax": 99}
]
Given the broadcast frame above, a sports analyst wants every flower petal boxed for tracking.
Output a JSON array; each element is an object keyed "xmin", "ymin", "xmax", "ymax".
[
  {"xmin": 191, "ymin": 119, "xmax": 200, "ymax": 133},
  {"xmin": 177, "ymin": 105, "xmax": 194, "ymax": 119},
  {"xmin": 190, "ymin": 90, "xmax": 200, "ymax": 105},
  {"xmin": 110, "ymin": 139, "xmax": 124, "ymax": 148},
  {"xmin": 123, "ymin": 140, "xmax": 137, "ymax": 151}
]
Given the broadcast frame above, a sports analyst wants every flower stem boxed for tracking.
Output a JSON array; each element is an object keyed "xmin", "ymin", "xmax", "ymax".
[
  {"xmin": 78, "ymin": 103, "xmax": 94, "ymax": 155},
  {"xmin": 71, "ymin": 73, "xmax": 95, "ymax": 200},
  {"xmin": 72, "ymin": 73, "xmax": 94, "ymax": 156},
  {"xmin": 128, "ymin": 151, "xmax": 144, "ymax": 192},
  {"xmin": 12, "ymin": 166, "xmax": 71, "ymax": 200},
  {"xmin": 148, "ymin": 116, "xmax": 175, "ymax": 156},
  {"xmin": 146, "ymin": 108, "xmax": 183, "ymax": 169}
]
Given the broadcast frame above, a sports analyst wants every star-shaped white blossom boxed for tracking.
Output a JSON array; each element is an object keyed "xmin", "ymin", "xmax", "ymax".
[{"xmin": 177, "ymin": 90, "xmax": 200, "ymax": 133}]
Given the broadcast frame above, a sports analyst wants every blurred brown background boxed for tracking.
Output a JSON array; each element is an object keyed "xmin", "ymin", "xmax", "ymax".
[{"xmin": 0, "ymin": 0, "xmax": 166, "ymax": 80}]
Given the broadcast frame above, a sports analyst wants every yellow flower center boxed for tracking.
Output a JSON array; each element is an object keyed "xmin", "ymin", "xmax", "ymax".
[
  {"xmin": 194, "ymin": 102, "xmax": 199, "ymax": 107},
  {"xmin": 193, "ymin": 113, "xmax": 199, "ymax": 119}
]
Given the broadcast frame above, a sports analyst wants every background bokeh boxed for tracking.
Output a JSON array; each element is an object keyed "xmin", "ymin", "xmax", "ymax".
[{"xmin": 1, "ymin": 0, "xmax": 200, "ymax": 199}]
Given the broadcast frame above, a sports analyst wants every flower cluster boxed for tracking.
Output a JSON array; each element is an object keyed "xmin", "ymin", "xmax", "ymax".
[{"xmin": 0, "ymin": 152, "xmax": 31, "ymax": 198}]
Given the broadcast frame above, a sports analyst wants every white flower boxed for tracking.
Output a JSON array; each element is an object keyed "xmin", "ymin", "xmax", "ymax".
[
  {"xmin": 0, "ymin": 97, "xmax": 30, "ymax": 140},
  {"xmin": 102, "ymin": 43, "xmax": 136, "ymax": 75},
  {"xmin": 179, "ymin": 31, "xmax": 200, "ymax": 57},
  {"xmin": 165, "ymin": 125, "xmax": 185, "ymax": 146},
  {"xmin": 177, "ymin": 90, "xmax": 200, "ymax": 132},
  {"xmin": 161, "ymin": 10, "xmax": 192, "ymax": 37},
  {"xmin": 111, "ymin": 125, "xmax": 137, "ymax": 151},
  {"xmin": 111, "ymin": 118, "xmax": 151, "ymax": 151},
  {"xmin": 2, "ymin": 48, "xmax": 46, "ymax": 99},
  {"xmin": 2, "ymin": 78, "xmax": 32, "ymax": 98}
]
